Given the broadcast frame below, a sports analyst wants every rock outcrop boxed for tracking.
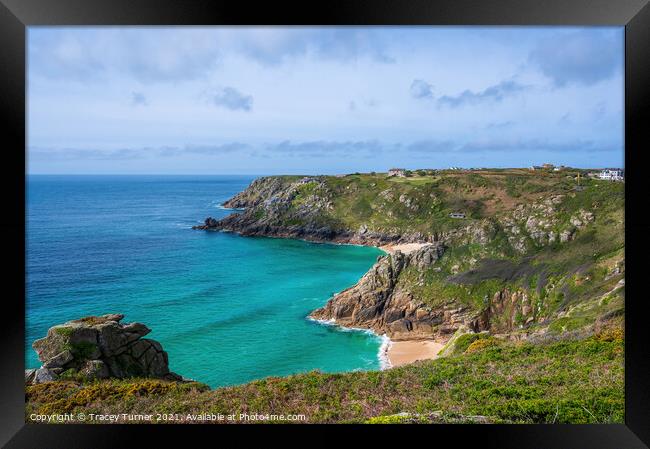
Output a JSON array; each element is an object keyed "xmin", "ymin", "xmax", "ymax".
[
  {"xmin": 221, "ymin": 176, "xmax": 294, "ymax": 209},
  {"xmin": 309, "ymin": 244, "xmax": 483, "ymax": 340},
  {"xmin": 27, "ymin": 314, "xmax": 183, "ymax": 385},
  {"xmin": 308, "ymin": 245, "xmax": 580, "ymax": 340}
]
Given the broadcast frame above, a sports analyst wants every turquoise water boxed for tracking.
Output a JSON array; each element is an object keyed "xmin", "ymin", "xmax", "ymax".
[{"xmin": 26, "ymin": 175, "xmax": 384, "ymax": 387}]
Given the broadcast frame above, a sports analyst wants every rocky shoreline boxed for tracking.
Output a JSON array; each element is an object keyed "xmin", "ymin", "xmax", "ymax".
[
  {"xmin": 308, "ymin": 244, "xmax": 461, "ymax": 340},
  {"xmin": 191, "ymin": 177, "xmax": 489, "ymax": 343},
  {"xmin": 193, "ymin": 184, "xmax": 506, "ymax": 344},
  {"xmin": 192, "ymin": 173, "xmax": 623, "ymax": 362},
  {"xmin": 192, "ymin": 176, "xmax": 473, "ymax": 247},
  {"xmin": 196, "ymin": 209, "xmax": 474, "ymax": 342},
  {"xmin": 194, "ymin": 215, "xmax": 427, "ymax": 247},
  {"xmin": 198, "ymin": 216, "xmax": 489, "ymax": 345}
]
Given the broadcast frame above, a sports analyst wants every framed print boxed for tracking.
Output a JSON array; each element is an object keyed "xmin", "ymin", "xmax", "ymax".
[{"xmin": 1, "ymin": 0, "xmax": 649, "ymax": 447}]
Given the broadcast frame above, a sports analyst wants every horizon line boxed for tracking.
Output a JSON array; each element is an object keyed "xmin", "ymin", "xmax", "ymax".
[{"xmin": 26, "ymin": 166, "xmax": 625, "ymax": 176}]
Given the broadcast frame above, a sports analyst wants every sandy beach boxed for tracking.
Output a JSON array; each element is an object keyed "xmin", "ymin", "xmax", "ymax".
[
  {"xmin": 379, "ymin": 242, "xmax": 431, "ymax": 255},
  {"xmin": 386, "ymin": 339, "xmax": 445, "ymax": 368}
]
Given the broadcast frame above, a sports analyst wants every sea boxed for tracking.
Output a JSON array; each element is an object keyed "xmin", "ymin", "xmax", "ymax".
[{"xmin": 26, "ymin": 175, "xmax": 385, "ymax": 388}]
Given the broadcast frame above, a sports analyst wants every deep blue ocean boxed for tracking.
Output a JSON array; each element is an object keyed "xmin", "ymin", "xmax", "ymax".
[{"xmin": 26, "ymin": 175, "xmax": 384, "ymax": 387}]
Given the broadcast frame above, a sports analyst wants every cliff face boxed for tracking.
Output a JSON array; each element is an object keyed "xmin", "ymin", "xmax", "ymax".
[
  {"xmin": 198, "ymin": 176, "xmax": 414, "ymax": 245},
  {"xmin": 195, "ymin": 173, "xmax": 598, "ymax": 252},
  {"xmin": 196, "ymin": 171, "xmax": 625, "ymax": 342},
  {"xmin": 222, "ymin": 176, "xmax": 297, "ymax": 209},
  {"xmin": 309, "ymin": 244, "xmax": 476, "ymax": 340},
  {"xmin": 310, "ymin": 244, "xmax": 625, "ymax": 341}
]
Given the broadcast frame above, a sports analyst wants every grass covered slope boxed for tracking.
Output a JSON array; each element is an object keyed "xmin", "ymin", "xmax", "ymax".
[
  {"xmin": 393, "ymin": 203, "xmax": 624, "ymax": 335},
  {"xmin": 26, "ymin": 323, "xmax": 623, "ymax": 424},
  {"xmin": 209, "ymin": 168, "xmax": 622, "ymax": 247},
  {"xmin": 303, "ymin": 169, "xmax": 624, "ymax": 339}
]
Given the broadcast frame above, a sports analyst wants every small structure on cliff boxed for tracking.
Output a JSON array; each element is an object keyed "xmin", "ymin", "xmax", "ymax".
[
  {"xmin": 598, "ymin": 168, "xmax": 624, "ymax": 181},
  {"xmin": 26, "ymin": 314, "xmax": 184, "ymax": 385},
  {"xmin": 388, "ymin": 168, "xmax": 407, "ymax": 177}
]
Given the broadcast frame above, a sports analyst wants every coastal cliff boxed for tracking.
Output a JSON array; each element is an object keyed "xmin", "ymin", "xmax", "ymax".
[
  {"xmin": 197, "ymin": 170, "xmax": 625, "ymax": 342},
  {"xmin": 25, "ymin": 169, "xmax": 625, "ymax": 424},
  {"xmin": 194, "ymin": 172, "xmax": 600, "ymax": 250},
  {"xmin": 195, "ymin": 174, "xmax": 505, "ymax": 246},
  {"xmin": 310, "ymin": 244, "xmax": 471, "ymax": 340},
  {"xmin": 310, "ymin": 243, "xmax": 624, "ymax": 341}
]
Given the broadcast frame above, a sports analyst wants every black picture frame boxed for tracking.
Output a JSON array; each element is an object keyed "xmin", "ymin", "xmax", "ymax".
[{"xmin": 1, "ymin": 0, "xmax": 648, "ymax": 447}]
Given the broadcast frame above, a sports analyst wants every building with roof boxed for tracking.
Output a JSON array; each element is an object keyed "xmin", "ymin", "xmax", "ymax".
[
  {"xmin": 388, "ymin": 168, "xmax": 407, "ymax": 177},
  {"xmin": 598, "ymin": 169, "xmax": 624, "ymax": 181}
]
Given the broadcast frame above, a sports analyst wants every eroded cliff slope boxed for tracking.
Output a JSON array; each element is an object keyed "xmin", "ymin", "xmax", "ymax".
[{"xmin": 196, "ymin": 169, "xmax": 624, "ymax": 341}]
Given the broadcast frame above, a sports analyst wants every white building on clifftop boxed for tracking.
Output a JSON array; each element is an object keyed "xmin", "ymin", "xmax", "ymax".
[
  {"xmin": 598, "ymin": 169, "xmax": 624, "ymax": 181},
  {"xmin": 388, "ymin": 168, "xmax": 406, "ymax": 177}
]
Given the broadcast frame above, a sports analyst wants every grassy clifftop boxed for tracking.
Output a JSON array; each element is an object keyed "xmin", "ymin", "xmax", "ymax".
[
  {"xmin": 26, "ymin": 323, "xmax": 623, "ymax": 424},
  {"xmin": 214, "ymin": 168, "xmax": 622, "ymax": 245}
]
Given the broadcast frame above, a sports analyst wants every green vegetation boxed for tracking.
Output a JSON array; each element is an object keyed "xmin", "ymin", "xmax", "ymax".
[
  {"xmin": 447, "ymin": 333, "xmax": 488, "ymax": 355},
  {"xmin": 74, "ymin": 316, "xmax": 110, "ymax": 325},
  {"xmin": 53, "ymin": 326, "xmax": 74, "ymax": 337},
  {"xmin": 383, "ymin": 170, "xmax": 624, "ymax": 334},
  {"xmin": 26, "ymin": 327, "xmax": 623, "ymax": 424},
  {"xmin": 465, "ymin": 337, "xmax": 499, "ymax": 353},
  {"xmin": 248, "ymin": 169, "xmax": 622, "ymax": 246},
  {"xmin": 365, "ymin": 414, "xmax": 418, "ymax": 424},
  {"xmin": 63, "ymin": 341, "xmax": 98, "ymax": 360},
  {"xmin": 27, "ymin": 379, "xmax": 210, "ymax": 416}
]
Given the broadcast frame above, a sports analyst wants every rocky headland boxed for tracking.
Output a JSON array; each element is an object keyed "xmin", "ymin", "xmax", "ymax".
[
  {"xmin": 195, "ymin": 170, "xmax": 624, "ymax": 348},
  {"xmin": 310, "ymin": 244, "xmax": 456, "ymax": 340}
]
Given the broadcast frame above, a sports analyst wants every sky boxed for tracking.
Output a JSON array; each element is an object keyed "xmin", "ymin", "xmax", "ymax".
[{"xmin": 27, "ymin": 26, "xmax": 624, "ymax": 175}]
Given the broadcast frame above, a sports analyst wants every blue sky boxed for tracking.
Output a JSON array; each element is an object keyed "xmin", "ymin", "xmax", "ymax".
[{"xmin": 27, "ymin": 26, "xmax": 624, "ymax": 174}]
